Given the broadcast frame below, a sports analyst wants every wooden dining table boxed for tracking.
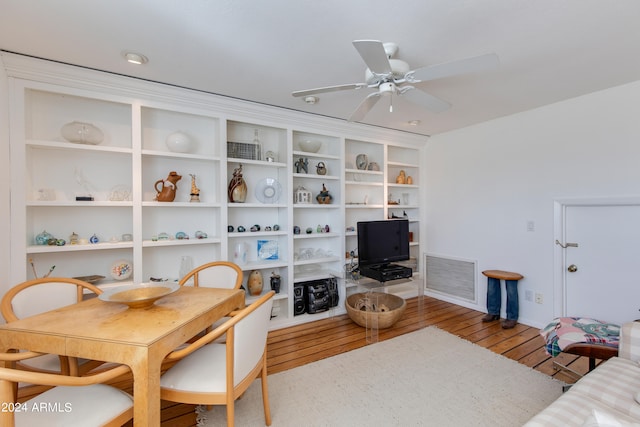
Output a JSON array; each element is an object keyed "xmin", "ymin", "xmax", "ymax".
[{"xmin": 0, "ymin": 286, "xmax": 245, "ymax": 426}]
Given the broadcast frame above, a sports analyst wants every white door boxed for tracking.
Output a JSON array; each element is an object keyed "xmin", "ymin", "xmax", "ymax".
[{"xmin": 562, "ymin": 204, "xmax": 640, "ymax": 325}]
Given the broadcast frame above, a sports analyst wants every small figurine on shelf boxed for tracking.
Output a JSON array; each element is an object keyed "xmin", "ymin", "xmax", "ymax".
[
  {"xmin": 189, "ymin": 174, "xmax": 200, "ymax": 202},
  {"xmin": 295, "ymin": 157, "xmax": 309, "ymax": 174},
  {"xmin": 316, "ymin": 161, "xmax": 327, "ymax": 175},
  {"xmin": 316, "ymin": 183, "xmax": 333, "ymax": 204},
  {"xmin": 396, "ymin": 169, "xmax": 407, "ymax": 184},
  {"xmin": 155, "ymin": 171, "xmax": 182, "ymax": 202},
  {"xmin": 74, "ymin": 167, "xmax": 95, "ymax": 201},
  {"xmin": 270, "ymin": 272, "xmax": 281, "ymax": 294},
  {"xmin": 228, "ymin": 164, "xmax": 247, "ymax": 203}
]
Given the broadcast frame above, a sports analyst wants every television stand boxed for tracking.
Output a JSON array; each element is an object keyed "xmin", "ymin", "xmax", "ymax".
[{"xmin": 359, "ymin": 263, "xmax": 413, "ymax": 283}]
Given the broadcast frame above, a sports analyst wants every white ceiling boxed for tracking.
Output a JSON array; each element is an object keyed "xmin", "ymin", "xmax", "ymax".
[{"xmin": 1, "ymin": 0, "xmax": 639, "ymax": 136}]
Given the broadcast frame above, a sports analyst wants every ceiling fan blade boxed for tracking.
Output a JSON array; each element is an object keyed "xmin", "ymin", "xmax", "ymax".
[
  {"xmin": 408, "ymin": 53, "xmax": 499, "ymax": 83},
  {"xmin": 348, "ymin": 92, "xmax": 382, "ymax": 122},
  {"xmin": 401, "ymin": 87, "xmax": 451, "ymax": 113},
  {"xmin": 352, "ymin": 40, "xmax": 392, "ymax": 75},
  {"xmin": 292, "ymin": 83, "xmax": 367, "ymax": 98}
]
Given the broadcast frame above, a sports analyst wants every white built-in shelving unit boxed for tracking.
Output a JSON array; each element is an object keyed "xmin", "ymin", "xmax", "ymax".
[{"xmin": 5, "ymin": 52, "xmax": 425, "ymax": 330}]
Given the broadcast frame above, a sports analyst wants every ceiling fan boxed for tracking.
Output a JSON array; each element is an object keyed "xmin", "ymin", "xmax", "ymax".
[{"xmin": 292, "ymin": 40, "xmax": 499, "ymax": 122}]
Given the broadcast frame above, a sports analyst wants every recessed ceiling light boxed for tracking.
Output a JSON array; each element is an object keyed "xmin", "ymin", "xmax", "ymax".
[
  {"xmin": 303, "ymin": 96, "xmax": 318, "ymax": 105},
  {"xmin": 123, "ymin": 52, "xmax": 148, "ymax": 65},
  {"xmin": 407, "ymin": 120, "xmax": 421, "ymax": 126}
]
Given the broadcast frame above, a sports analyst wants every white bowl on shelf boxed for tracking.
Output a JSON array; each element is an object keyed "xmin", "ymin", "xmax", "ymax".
[
  {"xmin": 298, "ymin": 139, "xmax": 321, "ymax": 153},
  {"xmin": 165, "ymin": 131, "xmax": 193, "ymax": 153}
]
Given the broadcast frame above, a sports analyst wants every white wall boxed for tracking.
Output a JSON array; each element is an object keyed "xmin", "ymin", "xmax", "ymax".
[
  {"xmin": 0, "ymin": 59, "xmax": 9, "ymax": 297},
  {"xmin": 426, "ymin": 80, "xmax": 640, "ymax": 328}
]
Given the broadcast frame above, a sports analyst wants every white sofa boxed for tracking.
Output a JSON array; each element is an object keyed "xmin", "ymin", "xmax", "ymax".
[{"xmin": 525, "ymin": 321, "xmax": 640, "ymax": 426}]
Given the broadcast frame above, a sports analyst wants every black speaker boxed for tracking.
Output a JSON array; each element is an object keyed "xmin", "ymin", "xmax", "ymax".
[
  {"xmin": 293, "ymin": 283, "xmax": 306, "ymax": 316},
  {"xmin": 326, "ymin": 277, "xmax": 339, "ymax": 308},
  {"xmin": 305, "ymin": 282, "xmax": 329, "ymax": 314}
]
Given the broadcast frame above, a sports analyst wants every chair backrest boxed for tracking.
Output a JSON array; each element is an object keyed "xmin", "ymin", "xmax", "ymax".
[
  {"xmin": 1, "ymin": 277, "xmax": 102, "ymax": 322},
  {"xmin": 231, "ymin": 291, "xmax": 274, "ymax": 383},
  {"xmin": 0, "ymin": 351, "xmax": 133, "ymax": 427},
  {"xmin": 178, "ymin": 261, "xmax": 243, "ymax": 289}
]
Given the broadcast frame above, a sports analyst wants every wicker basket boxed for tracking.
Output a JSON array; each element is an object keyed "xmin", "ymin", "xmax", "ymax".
[{"xmin": 345, "ymin": 292, "xmax": 407, "ymax": 329}]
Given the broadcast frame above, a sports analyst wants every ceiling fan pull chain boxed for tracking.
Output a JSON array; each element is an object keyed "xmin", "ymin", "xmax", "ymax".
[{"xmin": 389, "ymin": 95, "xmax": 393, "ymax": 112}]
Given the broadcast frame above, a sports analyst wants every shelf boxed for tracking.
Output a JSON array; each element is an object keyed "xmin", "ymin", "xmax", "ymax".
[
  {"xmin": 142, "ymin": 149, "xmax": 220, "ymax": 162},
  {"xmin": 387, "ymin": 183, "xmax": 419, "ymax": 189},
  {"xmin": 142, "ymin": 201, "xmax": 221, "ymax": 208},
  {"xmin": 293, "ymin": 173, "xmax": 340, "ymax": 180},
  {"xmin": 345, "ymin": 204, "xmax": 384, "ymax": 209},
  {"xmin": 227, "ymin": 158, "xmax": 287, "ymax": 168},
  {"xmin": 345, "ymin": 168, "xmax": 383, "ymax": 176},
  {"xmin": 228, "ymin": 202, "xmax": 287, "ymax": 208},
  {"xmin": 26, "ymin": 139, "xmax": 132, "ymax": 154},
  {"xmin": 228, "ymin": 231, "xmax": 287, "ymax": 238},
  {"xmin": 387, "ymin": 161, "xmax": 419, "ymax": 168},
  {"xmin": 293, "ymin": 204, "xmax": 341, "ymax": 209},
  {"xmin": 294, "ymin": 256, "xmax": 341, "ymax": 266},
  {"xmin": 27, "ymin": 201, "xmax": 133, "ymax": 207},
  {"xmin": 345, "ymin": 181, "xmax": 384, "ymax": 186},
  {"xmin": 293, "ymin": 232, "xmax": 341, "ymax": 239},
  {"xmin": 237, "ymin": 260, "xmax": 288, "ymax": 270},
  {"xmin": 292, "ymin": 150, "xmax": 341, "ymax": 160},
  {"xmin": 142, "ymin": 238, "xmax": 220, "ymax": 247},
  {"xmin": 27, "ymin": 241, "xmax": 134, "ymax": 253}
]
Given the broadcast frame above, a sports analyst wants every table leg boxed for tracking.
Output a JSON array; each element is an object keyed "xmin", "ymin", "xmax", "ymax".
[{"xmin": 130, "ymin": 349, "xmax": 163, "ymax": 427}]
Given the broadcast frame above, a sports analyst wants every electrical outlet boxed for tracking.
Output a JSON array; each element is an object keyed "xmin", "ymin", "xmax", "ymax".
[
  {"xmin": 525, "ymin": 290, "xmax": 533, "ymax": 302},
  {"xmin": 535, "ymin": 293, "xmax": 543, "ymax": 304},
  {"xmin": 527, "ymin": 220, "xmax": 535, "ymax": 232}
]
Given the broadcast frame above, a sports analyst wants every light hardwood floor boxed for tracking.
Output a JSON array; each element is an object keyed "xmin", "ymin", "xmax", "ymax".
[{"xmin": 25, "ymin": 294, "xmax": 596, "ymax": 426}]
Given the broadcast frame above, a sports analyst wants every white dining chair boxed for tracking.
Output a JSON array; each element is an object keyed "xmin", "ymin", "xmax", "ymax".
[
  {"xmin": 179, "ymin": 261, "xmax": 246, "ymax": 340},
  {"xmin": 0, "ymin": 350, "xmax": 133, "ymax": 427},
  {"xmin": 0, "ymin": 277, "xmax": 107, "ymax": 377},
  {"xmin": 178, "ymin": 261, "xmax": 243, "ymax": 289},
  {"xmin": 160, "ymin": 291, "xmax": 275, "ymax": 427}
]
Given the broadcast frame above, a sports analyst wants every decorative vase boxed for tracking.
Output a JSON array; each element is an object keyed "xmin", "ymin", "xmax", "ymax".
[
  {"xmin": 61, "ymin": 121, "xmax": 103, "ymax": 145},
  {"xmin": 228, "ymin": 164, "xmax": 247, "ymax": 203},
  {"xmin": 316, "ymin": 183, "xmax": 333, "ymax": 204},
  {"xmin": 233, "ymin": 242, "xmax": 248, "ymax": 265},
  {"xmin": 154, "ymin": 171, "xmax": 182, "ymax": 202},
  {"xmin": 165, "ymin": 131, "xmax": 193, "ymax": 153},
  {"xmin": 35, "ymin": 230, "xmax": 54, "ymax": 245},
  {"xmin": 355, "ymin": 153, "xmax": 368, "ymax": 170},
  {"xmin": 248, "ymin": 270, "xmax": 264, "ymax": 296}
]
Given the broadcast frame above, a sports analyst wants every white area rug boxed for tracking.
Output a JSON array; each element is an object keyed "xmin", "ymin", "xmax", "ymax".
[{"xmin": 197, "ymin": 326, "xmax": 562, "ymax": 426}]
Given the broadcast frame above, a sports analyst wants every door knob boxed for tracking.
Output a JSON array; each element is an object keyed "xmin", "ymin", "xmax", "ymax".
[{"xmin": 568, "ymin": 264, "xmax": 578, "ymax": 273}]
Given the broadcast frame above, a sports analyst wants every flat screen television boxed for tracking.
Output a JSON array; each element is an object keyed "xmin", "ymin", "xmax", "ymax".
[{"xmin": 357, "ymin": 219, "xmax": 410, "ymax": 267}]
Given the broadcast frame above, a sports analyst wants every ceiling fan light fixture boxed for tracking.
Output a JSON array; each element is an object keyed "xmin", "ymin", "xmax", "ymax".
[{"xmin": 123, "ymin": 51, "xmax": 148, "ymax": 65}]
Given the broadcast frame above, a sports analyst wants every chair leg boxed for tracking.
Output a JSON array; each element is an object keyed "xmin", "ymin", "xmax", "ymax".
[
  {"xmin": 552, "ymin": 361, "xmax": 583, "ymax": 381},
  {"xmin": 261, "ymin": 358, "xmax": 272, "ymax": 426},
  {"xmin": 226, "ymin": 397, "xmax": 234, "ymax": 427}
]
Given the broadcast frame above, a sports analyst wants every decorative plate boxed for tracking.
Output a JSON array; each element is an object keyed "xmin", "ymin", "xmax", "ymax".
[
  {"xmin": 98, "ymin": 283, "xmax": 180, "ymax": 309},
  {"xmin": 110, "ymin": 259, "xmax": 133, "ymax": 281},
  {"xmin": 255, "ymin": 178, "xmax": 282, "ymax": 204}
]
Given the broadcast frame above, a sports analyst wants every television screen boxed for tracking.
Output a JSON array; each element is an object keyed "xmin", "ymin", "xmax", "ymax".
[{"xmin": 357, "ymin": 219, "xmax": 410, "ymax": 267}]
